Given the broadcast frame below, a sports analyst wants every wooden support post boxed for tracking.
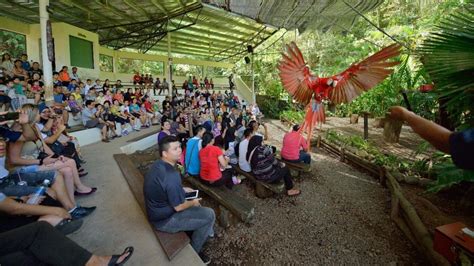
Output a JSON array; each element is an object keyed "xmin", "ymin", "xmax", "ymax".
[
  {"xmin": 340, "ymin": 148, "xmax": 345, "ymax": 162},
  {"xmin": 363, "ymin": 112, "xmax": 369, "ymax": 140},
  {"xmin": 383, "ymin": 116, "xmax": 403, "ymax": 143},
  {"xmin": 218, "ymin": 205, "xmax": 230, "ymax": 228}
]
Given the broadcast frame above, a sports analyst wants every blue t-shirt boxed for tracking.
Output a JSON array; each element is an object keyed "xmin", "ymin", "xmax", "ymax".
[
  {"xmin": 21, "ymin": 61, "xmax": 30, "ymax": 71},
  {"xmin": 449, "ymin": 128, "xmax": 474, "ymax": 170},
  {"xmin": 67, "ymin": 83, "xmax": 77, "ymax": 92},
  {"xmin": 144, "ymin": 160, "xmax": 185, "ymax": 225},
  {"xmin": 0, "ymin": 126, "xmax": 21, "ymax": 142},
  {"xmin": 53, "ymin": 94, "xmax": 64, "ymax": 104},
  {"xmin": 185, "ymin": 137, "xmax": 201, "ymax": 175},
  {"xmin": 130, "ymin": 104, "xmax": 140, "ymax": 113}
]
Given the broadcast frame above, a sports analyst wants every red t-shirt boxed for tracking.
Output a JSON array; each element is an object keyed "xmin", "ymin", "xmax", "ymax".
[
  {"xmin": 199, "ymin": 145, "xmax": 223, "ymax": 182},
  {"xmin": 144, "ymin": 101, "xmax": 152, "ymax": 112}
]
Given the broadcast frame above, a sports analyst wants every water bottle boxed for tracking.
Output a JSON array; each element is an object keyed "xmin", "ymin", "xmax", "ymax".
[{"xmin": 26, "ymin": 186, "xmax": 46, "ymax": 205}]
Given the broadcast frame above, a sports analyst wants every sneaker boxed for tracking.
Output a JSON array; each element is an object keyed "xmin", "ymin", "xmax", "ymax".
[
  {"xmin": 55, "ymin": 218, "xmax": 83, "ymax": 235},
  {"xmin": 198, "ymin": 252, "xmax": 211, "ymax": 265},
  {"xmin": 70, "ymin": 206, "xmax": 96, "ymax": 219}
]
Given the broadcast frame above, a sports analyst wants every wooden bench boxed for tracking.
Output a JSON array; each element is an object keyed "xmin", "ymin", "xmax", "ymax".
[
  {"xmin": 184, "ymin": 175, "xmax": 255, "ymax": 227},
  {"xmin": 274, "ymin": 152, "xmax": 311, "ymax": 177},
  {"xmin": 232, "ymin": 165, "xmax": 285, "ymax": 198},
  {"xmin": 113, "ymin": 154, "xmax": 190, "ymax": 261}
]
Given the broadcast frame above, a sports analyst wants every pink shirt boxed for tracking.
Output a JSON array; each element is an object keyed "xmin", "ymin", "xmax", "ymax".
[{"xmin": 281, "ymin": 131, "xmax": 308, "ymax": 160}]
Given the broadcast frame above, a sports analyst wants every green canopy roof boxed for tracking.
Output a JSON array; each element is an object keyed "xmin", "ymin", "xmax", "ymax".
[{"xmin": 0, "ymin": 0, "xmax": 383, "ymax": 62}]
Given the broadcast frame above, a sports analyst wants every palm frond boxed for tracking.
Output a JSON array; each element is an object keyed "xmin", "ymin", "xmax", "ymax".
[{"xmin": 418, "ymin": 6, "xmax": 474, "ymax": 127}]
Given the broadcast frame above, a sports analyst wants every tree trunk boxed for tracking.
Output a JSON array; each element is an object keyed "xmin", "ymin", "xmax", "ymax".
[{"xmin": 383, "ymin": 116, "xmax": 402, "ymax": 143}]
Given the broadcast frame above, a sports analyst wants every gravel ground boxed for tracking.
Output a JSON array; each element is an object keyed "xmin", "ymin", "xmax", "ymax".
[
  {"xmin": 201, "ymin": 150, "xmax": 423, "ymax": 265},
  {"xmin": 136, "ymin": 120, "xmax": 425, "ymax": 265}
]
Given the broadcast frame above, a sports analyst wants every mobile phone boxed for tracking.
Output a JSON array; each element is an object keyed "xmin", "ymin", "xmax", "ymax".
[
  {"xmin": 0, "ymin": 112, "xmax": 19, "ymax": 121},
  {"xmin": 185, "ymin": 190, "xmax": 199, "ymax": 200}
]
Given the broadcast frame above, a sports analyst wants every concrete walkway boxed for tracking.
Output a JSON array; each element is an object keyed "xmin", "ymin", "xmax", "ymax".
[{"xmin": 68, "ymin": 125, "xmax": 203, "ymax": 266}]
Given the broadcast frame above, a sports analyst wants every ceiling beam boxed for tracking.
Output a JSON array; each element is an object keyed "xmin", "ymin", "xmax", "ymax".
[
  {"xmin": 177, "ymin": 25, "xmax": 255, "ymax": 43},
  {"xmin": 172, "ymin": 13, "xmax": 263, "ymax": 41},
  {"xmin": 164, "ymin": 26, "xmax": 247, "ymax": 45},
  {"xmin": 152, "ymin": 42, "xmax": 235, "ymax": 56},
  {"xmin": 0, "ymin": 8, "xmax": 36, "ymax": 24},
  {"xmin": 168, "ymin": 35, "xmax": 237, "ymax": 50}
]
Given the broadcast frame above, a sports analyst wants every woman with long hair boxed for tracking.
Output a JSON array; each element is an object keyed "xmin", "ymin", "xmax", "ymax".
[
  {"xmin": 8, "ymin": 104, "xmax": 96, "ymax": 199},
  {"xmin": 246, "ymin": 135, "xmax": 301, "ymax": 196}
]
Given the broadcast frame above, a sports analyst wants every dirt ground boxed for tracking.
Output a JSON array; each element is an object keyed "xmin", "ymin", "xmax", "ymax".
[{"xmin": 132, "ymin": 118, "xmax": 438, "ymax": 265}]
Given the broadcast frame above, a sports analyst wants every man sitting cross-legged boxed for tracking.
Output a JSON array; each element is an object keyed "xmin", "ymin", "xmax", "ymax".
[{"xmin": 144, "ymin": 135, "xmax": 215, "ymax": 264}]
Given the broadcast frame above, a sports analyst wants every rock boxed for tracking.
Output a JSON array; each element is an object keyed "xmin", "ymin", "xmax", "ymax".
[{"xmin": 404, "ymin": 175, "xmax": 419, "ymax": 184}]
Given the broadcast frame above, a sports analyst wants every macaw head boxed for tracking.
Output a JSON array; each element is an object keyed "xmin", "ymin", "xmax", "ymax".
[{"xmin": 303, "ymin": 66, "xmax": 311, "ymax": 77}]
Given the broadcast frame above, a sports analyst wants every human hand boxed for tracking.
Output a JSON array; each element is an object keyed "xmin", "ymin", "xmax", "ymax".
[
  {"xmin": 18, "ymin": 110, "xmax": 29, "ymax": 124},
  {"xmin": 22, "ymin": 195, "xmax": 45, "ymax": 205},
  {"xmin": 387, "ymin": 106, "xmax": 409, "ymax": 121},
  {"xmin": 43, "ymin": 157, "xmax": 58, "ymax": 165},
  {"xmin": 183, "ymin": 187, "xmax": 194, "ymax": 193},
  {"xmin": 53, "ymin": 207, "xmax": 71, "ymax": 219},
  {"xmin": 191, "ymin": 198, "xmax": 201, "ymax": 207}
]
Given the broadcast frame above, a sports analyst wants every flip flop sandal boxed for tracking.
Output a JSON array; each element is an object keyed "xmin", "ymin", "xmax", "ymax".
[
  {"xmin": 288, "ymin": 190, "xmax": 301, "ymax": 197},
  {"xmin": 108, "ymin": 246, "xmax": 134, "ymax": 266},
  {"xmin": 74, "ymin": 187, "xmax": 97, "ymax": 196},
  {"xmin": 79, "ymin": 172, "xmax": 89, "ymax": 177}
]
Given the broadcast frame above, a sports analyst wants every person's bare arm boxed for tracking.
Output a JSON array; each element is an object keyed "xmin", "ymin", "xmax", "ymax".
[
  {"xmin": 7, "ymin": 141, "xmax": 41, "ymax": 166},
  {"xmin": 41, "ymin": 116, "xmax": 55, "ymax": 132},
  {"xmin": 218, "ymin": 154, "xmax": 229, "ymax": 168},
  {"xmin": 388, "ymin": 106, "xmax": 452, "ymax": 154},
  {"xmin": 174, "ymin": 198, "xmax": 201, "ymax": 212},
  {"xmin": 0, "ymin": 197, "xmax": 70, "ymax": 219},
  {"xmin": 44, "ymin": 124, "xmax": 66, "ymax": 144},
  {"xmin": 262, "ymin": 123, "xmax": 269, "ymax": 141}
]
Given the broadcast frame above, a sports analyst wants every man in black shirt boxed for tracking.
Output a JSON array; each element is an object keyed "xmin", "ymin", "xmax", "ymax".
[{"xmin": 144, "ymin": 136, "xmax": 214, "ymax": 264}]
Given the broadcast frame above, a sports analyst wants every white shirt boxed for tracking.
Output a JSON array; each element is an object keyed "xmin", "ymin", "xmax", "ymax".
[
  {"xmin": 238, "ymin": 138, "xmax": 251, "ymax": 172},
  {"xmin": 84, "ymin": 84, "xmax": 93, "ymax": 95},
  {"xmin": 35, "ymin": 123, "xmax": 48, "ymax": 140}
]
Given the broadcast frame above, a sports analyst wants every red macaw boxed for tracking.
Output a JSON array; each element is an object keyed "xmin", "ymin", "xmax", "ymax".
[{"xmin": 278, "ymin": 42, "xmax": 402, "ymax": 141}]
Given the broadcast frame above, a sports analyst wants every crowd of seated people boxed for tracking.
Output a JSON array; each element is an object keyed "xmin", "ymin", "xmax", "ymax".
[
  {"xmin": 0, "ymin": 107, "xmax": 133, "ymax": 264},
  {"xmin": 146, "ymin": 86, "xmax": 306, "ymax": 263},
  {"xmin": 0, "ymin": 54, "xmax": 139, "ymax": 264}
]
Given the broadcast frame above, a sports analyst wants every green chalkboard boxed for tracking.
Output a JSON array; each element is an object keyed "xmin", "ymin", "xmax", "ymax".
[{"xmin": 69, "ymin": 36, "xmax": 94, "ymax": 69}]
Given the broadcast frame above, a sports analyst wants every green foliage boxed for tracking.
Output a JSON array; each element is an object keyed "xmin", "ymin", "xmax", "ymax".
[
  {"xmin": 0, "ymin": 29, "xmax": 27, "ymax": 59},
  {"xmin": 427, "ymin": 161, "xmax": 474, "ymax": 193},
  {"xmin": 172, "ymin": 64, "xmax": 202, "ymax": 77},
  {"xmin": 280, "ymin": 109, "xmax": 305, "ymax": 124},
  {"xmin": 418, "ymin": 6, "xmax": 474, "ymax": 129},
  {"xmin": 99, "ymin": 54, "xmax": 114, "ymax": 72},
  {"xmin": 116, "ymin": 58, "xmax": 164, "ymax": 75},
  {"xmin": 256, "ymin": 95, "xmax": 292, "ymax": 119}
]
